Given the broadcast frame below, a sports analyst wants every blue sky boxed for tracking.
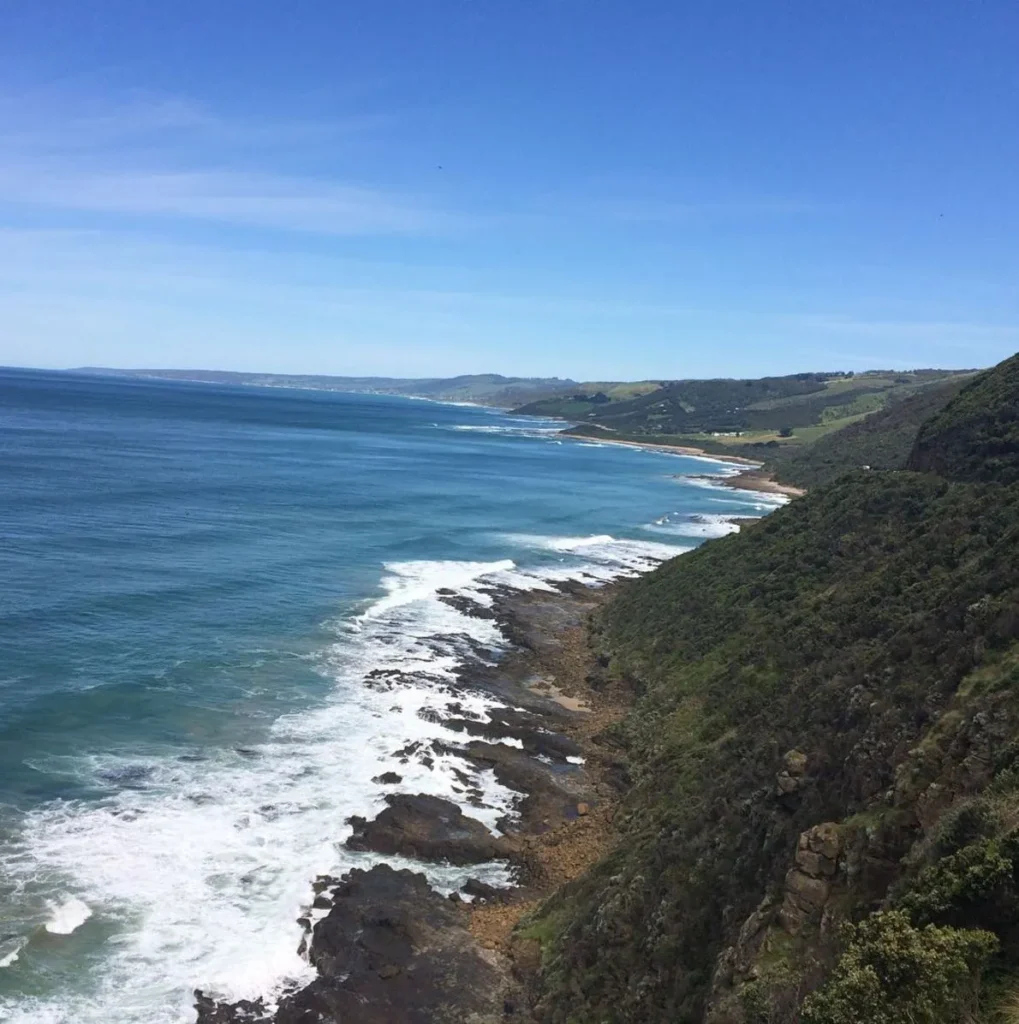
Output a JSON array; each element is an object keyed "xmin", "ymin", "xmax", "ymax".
[{"xmin": 0, "ymin": 1, "xmax": 1016, "ymax": 379}]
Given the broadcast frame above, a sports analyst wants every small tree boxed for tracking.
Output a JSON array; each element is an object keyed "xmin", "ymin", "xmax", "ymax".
[
  {"xmin": 801, "ymin": 910, "xmax": 997, "ymax": 1024},
  {"xmin": 778, "ymin": 426, "xmax": 794, "ymax": 438}
]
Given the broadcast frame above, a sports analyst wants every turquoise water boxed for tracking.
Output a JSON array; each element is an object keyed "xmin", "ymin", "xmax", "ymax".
[{"xmin": 0, "ymin": 368, "xmax": 781, "ymax": 1022}]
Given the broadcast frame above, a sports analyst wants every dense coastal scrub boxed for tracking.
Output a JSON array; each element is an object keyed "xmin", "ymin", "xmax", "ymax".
[
  {"xmin": 525, "ymin": 352, "xmax": 1019, "ymax": 1023},
  {"xmin": 909, "ymin": 352, "xmax": 1019, "ymax": 484},
  {"xmin": 759, "ymin": 374, "xmax": 968, "ymax": 489}
]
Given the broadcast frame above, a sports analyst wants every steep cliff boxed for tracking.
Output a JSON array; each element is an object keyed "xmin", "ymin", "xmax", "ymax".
[{"xmin": 527, "ymin": 352, "xmax": 1019, "ymax": 1023}]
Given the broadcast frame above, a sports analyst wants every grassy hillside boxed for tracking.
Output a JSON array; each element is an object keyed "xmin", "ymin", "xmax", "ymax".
[
  {"xmin": 526, "ymin": 352, "xmax": 1019, "ymax": 1024},
  {"xmin": 758, "ymin": 374, "xmax": 972, "ymax": 489},
  {"xmin": 518, "ymin": 372, "xmax": 830, "ymax": 429},
  {"xmin": 511, "ymin": 381, "xmax": 662, "ymax": 418},
  {"xmin": 516, "ymin": 370, "xmax": 967, "ymax": 441},
  {"xmin": 563, "ymin": 372, "xmax": 975, "ymax": 491}
]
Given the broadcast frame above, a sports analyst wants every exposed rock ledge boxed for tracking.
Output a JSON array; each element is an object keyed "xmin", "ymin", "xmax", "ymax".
[
  {"xmin": 345, "ymin": 793, "xmax": 504, "ymax": 864},
  {"xmin": 196, "ymin": 864, "xmax": 522, "ymax": 1024},
  {"xmin": 194, "ymin": 579, "xmax": 629, "ymax": 1023}
]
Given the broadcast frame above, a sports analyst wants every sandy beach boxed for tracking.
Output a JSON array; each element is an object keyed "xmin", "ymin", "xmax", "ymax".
[
  {"xmin": 562, "ymin": 431, "xmax": 806, "ymax": 497},
  {"xmin": 563, "ymin": 431, "xmax": 758, "ymax": 464}
]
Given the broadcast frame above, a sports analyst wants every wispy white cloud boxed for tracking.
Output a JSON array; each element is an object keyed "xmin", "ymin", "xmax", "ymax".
[
  {"xmin": 0, "ymin": 167, "xmax": 464, "ymax": 235},
  {"xmin": 1, "ymin": 87, "xmax": 1013, "ymax": 377},
  {"xmin": 0, "ymin": 88, "xmax": 457, "ymax": 237},
  {"xmin": 0, "ymin": 88, "xmax": 388, "ymax": 152},
  {"xmin": 0, "ymin": 87, "xmax": 826, "ymax": 237},
  {"xmin": 0, "ymin": 226, "xmax": 700, "ymax": 320}
]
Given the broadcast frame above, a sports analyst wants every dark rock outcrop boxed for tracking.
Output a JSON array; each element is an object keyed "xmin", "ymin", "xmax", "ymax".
[
  {"xmin": 198, "ymin": 865, "xmax": 524, "ymax": 1024},
  {"xmin": 195, "ymin": 995, "xmax": 271, "ymax": 1024},
  {"xmin": 345, "ymin": 794, "xmax": 503, "ymax": 864}
]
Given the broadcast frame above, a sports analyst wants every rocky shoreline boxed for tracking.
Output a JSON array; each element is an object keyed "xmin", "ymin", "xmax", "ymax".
[
  {"xmin": 714, "ymin": 466, "xmax": 806, "ymax": 497},
  {"xmin": 557, "ymin": 429, "xmax": 805, "ymax": 497},
  {"xmin": 195, "ymin": 578, "xmax": 632, "ymax": 1024}
]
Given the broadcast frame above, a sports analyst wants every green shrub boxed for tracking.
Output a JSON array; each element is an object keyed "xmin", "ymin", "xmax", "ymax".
[
  {"xmin": 900, "ymin": 837, "xmax": 1015, "ymax": 923},
  {"xmin": 801, "ymin": 911, "xmax": 997, "ymax": 1024},
  {"xmin": 930, "ymin": 800, "xmax": 1003, "ymax": 859}
]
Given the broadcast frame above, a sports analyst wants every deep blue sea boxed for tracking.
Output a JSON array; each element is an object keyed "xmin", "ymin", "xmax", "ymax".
[{"xmin": 0, "ymin": 368, "xmax": 783, "ymax": 1023}]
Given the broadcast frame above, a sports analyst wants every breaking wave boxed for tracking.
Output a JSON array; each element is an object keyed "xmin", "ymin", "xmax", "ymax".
[{"xmin": 0, "ymin": 542, "xmax": 688, "ymax": 1024}]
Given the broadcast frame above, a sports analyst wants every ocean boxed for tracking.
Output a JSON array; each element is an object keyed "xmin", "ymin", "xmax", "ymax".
[{"xmin": 0, "ymin": 367, "xmax": 783, "ymax": 1023}]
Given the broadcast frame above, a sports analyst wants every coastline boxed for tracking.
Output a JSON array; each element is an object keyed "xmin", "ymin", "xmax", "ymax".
[
  {"xmin": 189, "ymin": 439, "xmax": 802, "ymax": 1023},
  {"xmin": 562, "ymin": 431, "xmax": 759, "ymax": 466},
  {"xmin": 195, "ymin": 579, "xmax": 631, "ymax": 1024},
  {"xmin": 559, "ymin": 430, "xmax": 807, "ymax": 499},
  {"xmin": 715, "ymin": 467, "xmax": 806, "ymax": 498},
  {"xmin": 191, "ymin": 438, "xmax": 806, "ymax": 1022}
]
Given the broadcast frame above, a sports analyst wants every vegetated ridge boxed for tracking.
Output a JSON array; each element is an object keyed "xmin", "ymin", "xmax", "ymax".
[
  {"xmin": 550, "ymin": 369, "xmax": 976, "ymax": 490},
  {"xmin": 521, "ymin": 351, "xmax": 1019, "ymax": 1023},
  {"xmin": 515, "ymin": 368, "xmax": 968, "ymax": 435},
  {"xmin": 760, "ymin": 374, "xmax": 971, "ymax": 489},
  {"xmin": 72, "ymin": 367, "xmax": 584, "ymax": 408}
]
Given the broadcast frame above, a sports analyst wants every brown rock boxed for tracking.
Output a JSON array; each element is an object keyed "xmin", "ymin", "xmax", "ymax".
[
  {"xmin": 804, "ymin": 822, "xmax": 842, "ymax": 862},
  {"xmin": 785, "ymin": 869, "xmax": 831, "ymax": 910},
  {"xmin": 794, "ymin": 848, "xmax": 837, "ymax": 878},
  {"xmin": 776, "ymin": 750, "xmax": 810, "ymax": 796}
]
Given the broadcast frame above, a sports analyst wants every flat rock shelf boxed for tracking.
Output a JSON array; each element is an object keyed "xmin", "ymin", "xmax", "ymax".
[{"xmin": 195, "ymin": 578, "xmax": 633, "ymax": 1024}]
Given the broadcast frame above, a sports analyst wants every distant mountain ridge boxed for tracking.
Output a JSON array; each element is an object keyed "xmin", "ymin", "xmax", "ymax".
[{"xmin": 72, "ymin": 368, "xmax": 581, "ymax": 408}]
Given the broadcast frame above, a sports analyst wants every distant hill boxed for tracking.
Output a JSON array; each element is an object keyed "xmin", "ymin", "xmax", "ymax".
[
  {"xmin": 546, "ymin": 368, "xmax": 978, "ymax": 488},
  {"xmin": 72, "ymin": 368, "xmax": 580, "ymax": 408},
  {"xmin": 518, "ymin": 368, "xmax": 972, "ymax": 438},
  {"xmin": 504, "ymin": 379, "xmax": 663, "ymax": 416},
  {"xmin": 76, "ymin": 367, "xmax": 980, "ymax": 474},
  {"xmin": 757, "ymin": 372, "xmax": 973, "ymax": 488}
]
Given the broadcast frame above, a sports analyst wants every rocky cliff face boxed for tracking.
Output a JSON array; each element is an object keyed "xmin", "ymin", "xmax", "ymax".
[{"xmin": 527, "ymin": 352, "xmax": 1019, "ymax": 1023}]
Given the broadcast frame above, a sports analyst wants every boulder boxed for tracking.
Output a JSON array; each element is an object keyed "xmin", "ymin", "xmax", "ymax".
[{"xmin": 345, "ymin": 793, "xmax": 502, "ymax": 865}]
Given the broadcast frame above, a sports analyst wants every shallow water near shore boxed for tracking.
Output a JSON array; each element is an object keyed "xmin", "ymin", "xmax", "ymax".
[{"xmin": 0, "ymin": 368, "xmax": 783, "ymax": 1023}]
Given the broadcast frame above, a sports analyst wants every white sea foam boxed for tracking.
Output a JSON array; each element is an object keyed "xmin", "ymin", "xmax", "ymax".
[
  {"xmin": 643, "ymin": 512, "xmax": 746, "ymax": 539},
  {"xmin": 680, "ymin": 473, "xmax": 791, "ymax": 505},
  {"xmin": 0, "ymin": 540, "xmax": 688, "ymax": 1024},
  {"xmin": 501, "ymin": 533, "xmax": 689, "ymax": 575},
  {"xmin": 43, "ymin": 897, "xmax": 93, "ymax": 935},
  {"xmin": 446, "ymin": 424, "xmax": 565, "ymax": 438},
  {"xmin": 0, "ymin": 942, "xmax": 23, "ymax": 969},
  {"xmin": 686, "ymin": 457, "xmax": 750, "ymax": 475},
  {"xmin": 537, "ymin": 534, "xmax": 616, "ymax": 552}
]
